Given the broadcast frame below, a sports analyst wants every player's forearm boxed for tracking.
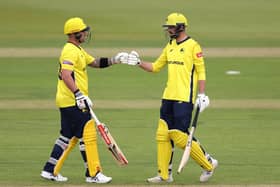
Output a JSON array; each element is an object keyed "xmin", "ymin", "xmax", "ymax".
[
  {"xmin": 64, "ymin": 78, "xmax": 78, "ymax": 93},
  {"xmin": 198, "ymin": 80, "xmax": 206, "ymax": 94},
  {"xmin": 139, "ymin": 61, "xmax": 153, "ymax": 72},
  {"xmin": 89, "ymin": 58, "xmax": 114, "ymax": 68},
  {"xmin": 61, "ymin": 69, "xmax": 78, "ymax": 93}
]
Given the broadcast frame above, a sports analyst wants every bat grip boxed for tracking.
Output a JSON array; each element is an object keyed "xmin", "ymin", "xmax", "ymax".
[{"xmin": 85, "ymin": 101, "xmax": 101, "ymax": 124}]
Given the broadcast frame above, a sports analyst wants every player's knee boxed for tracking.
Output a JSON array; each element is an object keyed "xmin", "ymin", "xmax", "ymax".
[
  {"xmin": 55, "ymin": 135, "xmax": 70, "ymax": 151},
  {"xmin": 156, "ymin": 119, "xmax": 170, "ymax": 142},
  {"xmin": 79, "ymin": 139, "xmax": 85, "ymax": 151},
  {"xmin": 83, "ymin": 119, "xmax": 97, "ymax": 142},
  {"xmin": 68, "ymin": 137, "xmax": 79, "ymax": 148},
  {"xmin": 168, "ymin": 129, "xmax": 188, "ymax": 149}
]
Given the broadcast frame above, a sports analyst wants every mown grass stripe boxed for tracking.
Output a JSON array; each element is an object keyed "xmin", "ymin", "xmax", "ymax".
[
  {"xmin": 1, "ymin": 99, "xmax": 280, "ymax": 109},
  {"xmin": 1, "ymin": 48, "xmax": 280, "ymax": 57}
]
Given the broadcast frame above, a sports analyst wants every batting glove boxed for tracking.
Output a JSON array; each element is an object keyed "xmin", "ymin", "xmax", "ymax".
[
  {"xmin": 74, "ymin": 90, "xmax": 93, "ymax": 110},
  {"xmin": 112, "ymin": 52, "xmax": 129, "ymax": 64},
  {"xmin": 195, "ymin": 93, "xmax": 210, "ymax": 113},
  {"xmin": 126, "ymin": 51, "xmax": 141, "ymax": 65}
]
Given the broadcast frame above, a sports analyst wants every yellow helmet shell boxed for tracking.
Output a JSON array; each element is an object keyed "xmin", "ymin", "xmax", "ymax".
[
  {"xmin": 163, "ymin": 13, "xmax": 188, "ymax": 27},
  {"xmin": 64, "ymin": 17, "xmax": 89, "ymax": 35}
]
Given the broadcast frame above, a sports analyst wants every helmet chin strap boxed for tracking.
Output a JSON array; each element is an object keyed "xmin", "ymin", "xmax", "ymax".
[{"xmin": 170, "ymin": 33, "xmax": 179, "ymax": 39}]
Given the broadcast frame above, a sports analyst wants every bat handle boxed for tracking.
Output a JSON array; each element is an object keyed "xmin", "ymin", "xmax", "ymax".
[{"xmin": 87, "ymin": 105, "xmax": 101, "ymax": 124}]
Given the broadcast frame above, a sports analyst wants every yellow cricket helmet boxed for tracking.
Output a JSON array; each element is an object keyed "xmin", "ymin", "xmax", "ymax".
[
  {"xmin": 64, "ymin": 17, "xmax": 90, "ymax": 35},
  {"xmin": 163, "ymin": 13, "xmax": 188, "ymax": 27}
]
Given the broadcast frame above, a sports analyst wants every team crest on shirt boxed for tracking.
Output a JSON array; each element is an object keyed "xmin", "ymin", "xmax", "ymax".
[{"xmin": 180, "ymin": 48, "xmax": 184, "ymax": 53}]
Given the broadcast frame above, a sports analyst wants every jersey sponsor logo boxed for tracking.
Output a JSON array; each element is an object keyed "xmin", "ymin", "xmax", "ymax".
[
  {"xmin": 196, "ymin": 52, "xmax": 203, "ymax": 58},
  {"xmin": 168, "ymin": 61, "xmax": 184, "ymax": 65}
]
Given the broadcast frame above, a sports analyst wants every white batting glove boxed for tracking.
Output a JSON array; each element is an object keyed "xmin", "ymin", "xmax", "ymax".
[
  {"xmin": 126, "ymin": 51, "xmax": 141, "ymax": 65},
  {"xmin": 195, "ymin": 93, "xmax": 210, "ymax": 113},
  {"xmin": 112, "ymin": 52, "xmax": 129, "ymax": 64},
  {"xmin": 74, "ymin": 90, "xmax": 93, "ymax": 110}
]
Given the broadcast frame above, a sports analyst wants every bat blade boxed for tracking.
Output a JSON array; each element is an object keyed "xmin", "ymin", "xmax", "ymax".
[
  {"xmin": 177, "ymin": 107, "xmax": 200, "ymax": 174},
  {"xmin": 106, "ymin": 132, "xmax": 129, "ymax": 165},
  {"xmin": 97, "ymin": 123, "xmax": 128, "ymax": 165},
  {"xmin": 88, "ymin": 107, "xmax": 128, "ymax": 165},
  {"xmin": 177, "ymin": 127, "xmax": 194, "ymax": 173}
]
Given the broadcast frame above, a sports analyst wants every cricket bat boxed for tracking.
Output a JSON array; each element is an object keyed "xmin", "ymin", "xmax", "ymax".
[
  {"xmin": 177, "ymin": 106, "xmax": 200, "ymax": 173},
  {"xmin": 88, "ymin": 107, "xmax": 128, "ymax": 165}
]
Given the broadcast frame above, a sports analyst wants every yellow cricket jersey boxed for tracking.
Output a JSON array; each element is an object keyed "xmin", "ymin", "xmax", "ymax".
[
  {"xmin": 152, "ymin": 37, "xmax": 206, "ymax": 103},
  {"xmin": 56, "ymin": 42, "xmax": 95, "ymax": 107}
]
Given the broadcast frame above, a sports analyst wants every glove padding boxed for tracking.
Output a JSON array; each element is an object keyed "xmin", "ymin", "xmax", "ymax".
[
  {"xmin": 112, "ymin": 52, "xmax": 129, "ymax": 64},
  {"xmin": 123, "ymin": 51, "xmax": 141, "ymax": 65},
  {"xmin": 195, "ymin": 93, "xmax": 210, "ymax": 113},
  {"xmin": 74, "ymin": 90, "xmax": 93, "ymax": 110}
]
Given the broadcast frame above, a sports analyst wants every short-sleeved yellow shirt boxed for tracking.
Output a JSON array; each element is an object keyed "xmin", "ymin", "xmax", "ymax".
[
  {"xmin": 152, "ymin": 37, "xmax": 206, "ymax": 103},
  {"xmin": 56, "ymin": 42, "xmax": 95, "ymax": 107}
]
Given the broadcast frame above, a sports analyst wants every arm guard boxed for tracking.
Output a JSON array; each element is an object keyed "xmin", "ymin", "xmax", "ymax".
[{"xmin": 99, "ymin": 57, "xmax": 112, "ymax": 68}]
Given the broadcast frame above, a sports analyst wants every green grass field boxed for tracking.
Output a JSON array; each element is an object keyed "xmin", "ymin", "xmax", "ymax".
[
  {"xmin": 0, "ymin": 0, "xmax": 280, "ymax": 186},
  {"xmin": 0, "ymin": 108, "xmax": 279, "ymax": 185},
  {"xmin": 0, "ymin": 57, "xmax": 280, "ymax": 186},
  {"xmin": 1, "ymin": 0, "xmax": 280, "ymax": 47}
]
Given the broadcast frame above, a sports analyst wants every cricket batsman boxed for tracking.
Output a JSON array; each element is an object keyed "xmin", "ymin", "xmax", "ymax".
[
  {"xmin": 40, "ymin": 17, "xmax": 128, "ymax": 183},
  {"xmin": 122, "ymin": 13, "xmax": 218, "ymax": 183}
]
